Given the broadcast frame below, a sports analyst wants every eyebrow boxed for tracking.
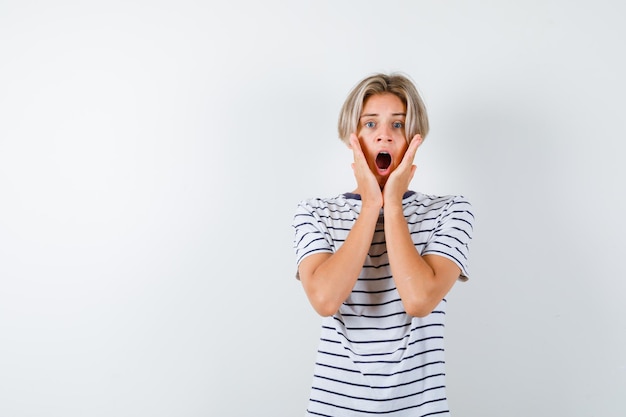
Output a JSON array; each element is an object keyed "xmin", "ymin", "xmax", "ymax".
[{"xmin": 360, "ymin": 112, "xmax": 406, "ymax": 118}]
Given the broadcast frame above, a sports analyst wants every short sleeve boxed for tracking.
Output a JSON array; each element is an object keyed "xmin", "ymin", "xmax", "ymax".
[
  {"xmin": 421, "ymin": 196, "xmax": 474, "ymax": 281},
  {"xmin": 292, "ymin": 200, "xmax": 334, "ymax": 279}
]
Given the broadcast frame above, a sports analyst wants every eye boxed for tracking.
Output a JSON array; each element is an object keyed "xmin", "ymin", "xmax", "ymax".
[
  {"xmin": 393, "ymin": 121, "xmax": 404, "ymax": 129},
  {"xmin": 364, "ymin": 121, "xmax": 375, "ymax": 128}
]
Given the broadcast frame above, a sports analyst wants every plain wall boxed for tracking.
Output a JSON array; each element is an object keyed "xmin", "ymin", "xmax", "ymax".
[{"xmin": 1, "ymin": 1, "xmax": 625, "ymax": 416}]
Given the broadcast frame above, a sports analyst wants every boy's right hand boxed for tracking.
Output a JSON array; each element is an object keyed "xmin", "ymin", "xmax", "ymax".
[{"xmin": 349, "ymin": 133, "xmax": 383, "ymax": 209}]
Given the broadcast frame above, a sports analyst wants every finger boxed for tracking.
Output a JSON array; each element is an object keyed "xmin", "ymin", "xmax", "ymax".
[
  {"xmin": 409, "ymin": 134, "xmax": 422, "ymax": 154},
  {"xmin": 402, "ymin": 134, "xmax": 422, "ymax": 166},
  {"xmin": 350, "ymin": 134, "xmax": 367, "ymax": 164},
  {"xmin": 409, "ymin": 164, "xmax": 417, "ymax": 182},
  {"xmin": 349, "ymin": 133, "xmax": 360, "ymax": 150}
]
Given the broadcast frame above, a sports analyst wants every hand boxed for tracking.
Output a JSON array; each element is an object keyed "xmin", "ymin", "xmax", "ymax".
[
  {"xmin": 383, "ymin": 134, "xmax": 423, "ymax": 207},
  {"xmin": 349, "ymin": 134, "xmax": 383, "ymax": 209}
]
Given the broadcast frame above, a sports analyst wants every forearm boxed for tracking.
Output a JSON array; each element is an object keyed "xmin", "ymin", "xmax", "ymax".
[
  {"xmin": 384, "ymin": 205, "xmax": 440, "ymax": 317},
  {"xmin": 301, "ymin": 204, "xmax": 380, "ymax": 316}
]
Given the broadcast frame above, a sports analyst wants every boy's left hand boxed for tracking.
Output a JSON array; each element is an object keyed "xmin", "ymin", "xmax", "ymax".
[{"xmin": 383, "ymin": 134, "xmax": 423, "ymax": 206}]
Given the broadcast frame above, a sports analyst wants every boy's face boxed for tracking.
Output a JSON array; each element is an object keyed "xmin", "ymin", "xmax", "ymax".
[{"xmin": 357, "ymin": 93, "xmax": 409, "ymax": 187}]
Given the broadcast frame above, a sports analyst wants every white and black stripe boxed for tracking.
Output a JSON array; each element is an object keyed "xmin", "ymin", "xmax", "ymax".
[{"xmin": 293, "ymin": 191, "xmax": 474, "ymax": 416}]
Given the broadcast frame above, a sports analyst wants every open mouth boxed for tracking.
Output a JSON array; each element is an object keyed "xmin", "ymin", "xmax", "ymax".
[{"xmin": 375, "ymin": 152, "xmax": 392, "ymax": 170}]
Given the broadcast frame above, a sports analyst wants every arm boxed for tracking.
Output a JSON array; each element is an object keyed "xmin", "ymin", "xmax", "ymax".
[
  {"xmin": 384, "ymin": 204, "xmax": 461, "ymax": 317},
  {"xmin": 298, "ymin": 134, "xmax": 383, "ymax": 317},
  {"xmin": 382, "ymin": 135, "xmax": 461, "ymax": 317},
  {"xmin": 298, "ymin": 203, "xmax": 379, "ymax": 317}
]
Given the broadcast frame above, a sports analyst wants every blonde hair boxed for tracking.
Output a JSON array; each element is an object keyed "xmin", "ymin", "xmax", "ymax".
[{"xmin": 337, "ymin": 72, "xmax": 429, "ymax": 145}]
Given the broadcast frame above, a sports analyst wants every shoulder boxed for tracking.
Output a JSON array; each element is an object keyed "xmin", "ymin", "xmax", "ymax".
[
  {"xmin": 406, "ymin": 190, "xmax": 471, "ymax": 206},
  {"xmin": 294, "ymin": 194, "xmax": 360, "ymax": 217},
  {"xmin": 404, "ymin": 191, "xmax": 472, "ymax": 214},
  {"xmin": 404, "ymin": 192, "xmax": 474, "ymax": 234}
]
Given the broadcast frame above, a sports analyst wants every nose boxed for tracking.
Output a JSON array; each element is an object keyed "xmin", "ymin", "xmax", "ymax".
[{"xmin": 376, "ymin": 125, "xmax": 393, "ymax": 142}]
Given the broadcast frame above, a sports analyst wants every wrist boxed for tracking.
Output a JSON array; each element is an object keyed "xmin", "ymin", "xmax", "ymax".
[
  {"xmin": 360, "ymin": 202, "xmax": 383, "ymax": 217},
  {"xmin": 360, "ymin": 194, "xmax": 383, "ymax": 211},
  {"xmin": 383, "ymin": 203, "xmax": 404, "ymax": 217}
]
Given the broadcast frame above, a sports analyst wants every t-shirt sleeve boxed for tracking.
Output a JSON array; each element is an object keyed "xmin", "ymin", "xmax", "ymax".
[
  {"xmin": 292, "ymin": 200, "xmax": 334, "ymax": 279},
  {"xmin": 421, "ymin": 195, "xmax": 474, "ymax": 281}
]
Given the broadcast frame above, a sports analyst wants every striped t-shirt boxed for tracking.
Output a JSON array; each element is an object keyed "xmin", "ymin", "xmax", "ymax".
[{"xmin": 292, "ymin": 191, "xmax": 474, "ymax": 416}]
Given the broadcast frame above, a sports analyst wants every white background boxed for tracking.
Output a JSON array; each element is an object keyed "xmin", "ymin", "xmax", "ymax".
[{"xmin": 1, "ymin": 1, "xmax": 625, "ymax": 416}]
